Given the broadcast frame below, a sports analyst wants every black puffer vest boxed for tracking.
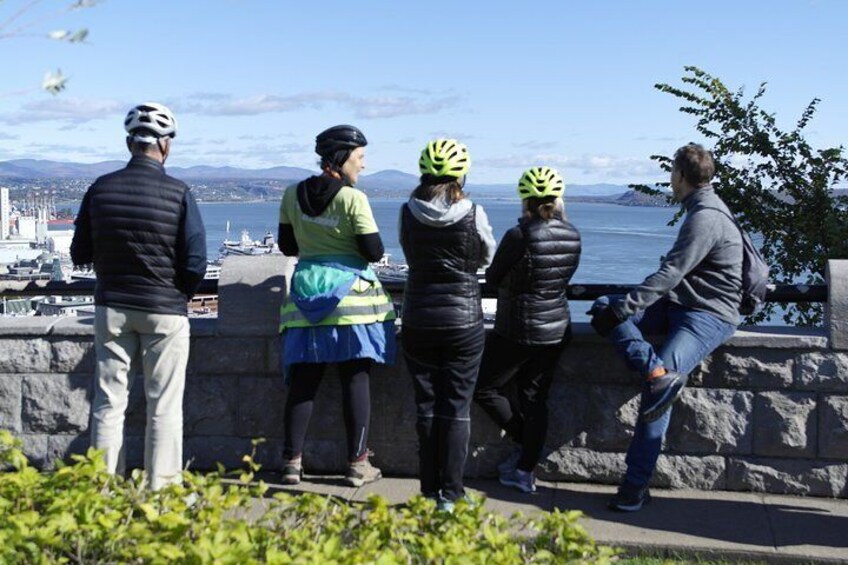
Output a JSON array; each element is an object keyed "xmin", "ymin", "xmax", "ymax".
[
  {"xmin": 400, "ymin": 203, "xmax": 482, "ymax": 329},
  {"xmin": 495, "ymin": 216, "xmax": 581, "ymax": 345},
  {"xmin": 88, "ymin": 156, "xmax": 189, "ymax": 315}
]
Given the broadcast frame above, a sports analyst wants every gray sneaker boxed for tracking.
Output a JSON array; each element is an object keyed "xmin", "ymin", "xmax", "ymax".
[
  {"xmin": 345, "ymin": 454, "xmax": 382, "ymax": 487},
  {"xmin": 281, "ymin": 457, "xmax": 302, "ymax": 485}
]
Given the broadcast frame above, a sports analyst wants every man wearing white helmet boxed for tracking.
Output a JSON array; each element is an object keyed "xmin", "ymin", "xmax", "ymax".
[{"xmin": 71, "ymin": 102, "xmax": 207, "ymax": 490}]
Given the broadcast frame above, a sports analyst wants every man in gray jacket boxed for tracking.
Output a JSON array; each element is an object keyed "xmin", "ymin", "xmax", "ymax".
[{"xmin": 590, "ymin": 143, "xmax": 742, "ymax": 511}]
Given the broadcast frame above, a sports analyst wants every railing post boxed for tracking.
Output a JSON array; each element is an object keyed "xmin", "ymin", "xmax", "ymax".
[
  {"xmin": 826, "ymin": 259, "xmax": 848, "ymax": 350},
  {"xmin": 216, "ymin": 255, "xmax": 294, "ymax": 336}
]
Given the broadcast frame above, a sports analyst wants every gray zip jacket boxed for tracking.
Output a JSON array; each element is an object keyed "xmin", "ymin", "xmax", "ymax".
[{"xmin": 613, "ymin": 185, "xmax": 743, "ymax": 325}]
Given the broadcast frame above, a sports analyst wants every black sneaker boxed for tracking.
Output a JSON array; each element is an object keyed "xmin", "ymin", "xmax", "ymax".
[
  {"xmin": 608, "ymin": 483, "xmax": 651, "ymax": 512},
  {"xmin": 641, "ymin": 371, "xmax": 688, "ymax": 422}
]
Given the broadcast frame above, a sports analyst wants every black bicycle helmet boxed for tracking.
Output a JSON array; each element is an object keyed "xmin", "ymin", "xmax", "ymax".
[{"xmin": 315, "ymin": 125, "xmax": 368, "ymax": 168}]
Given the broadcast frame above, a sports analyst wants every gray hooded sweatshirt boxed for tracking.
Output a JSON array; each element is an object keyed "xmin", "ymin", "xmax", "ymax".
[
  {"xmin": 398, "ymin": 194, "xmax": 496, "ymax": 269},
  {"xmin": 613, "ymin": 185, "xmax": 743, "ymax": 325}
]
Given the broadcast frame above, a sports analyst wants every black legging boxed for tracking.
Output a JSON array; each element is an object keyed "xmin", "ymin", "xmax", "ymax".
[{"xmin": 283, "ymin": 358, "xmax": 373, "ymax": 461}]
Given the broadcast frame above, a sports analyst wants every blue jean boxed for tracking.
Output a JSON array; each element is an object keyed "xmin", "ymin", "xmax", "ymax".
[{"xmin": 594, "ymin": 296, "xmax": 737, "ymax": 488}]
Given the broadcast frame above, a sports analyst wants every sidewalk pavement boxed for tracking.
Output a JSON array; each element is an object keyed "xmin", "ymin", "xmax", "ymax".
[{"xmin": 254, "ymin": 474, "xmax": 848, "ymax": 564}]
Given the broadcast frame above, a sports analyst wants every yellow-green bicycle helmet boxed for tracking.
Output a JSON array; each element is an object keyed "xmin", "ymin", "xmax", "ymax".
[
  {"xmin": 419, "ymin": 139, "xmax": 471, "ymax": 178},
  {"xmin": 517, "ymin": 166, "xmax": 565, "ymax": 199}
]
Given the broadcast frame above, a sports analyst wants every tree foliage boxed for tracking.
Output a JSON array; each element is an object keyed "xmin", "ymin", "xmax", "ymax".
[
  {"xmin": 0, "ymin": 431, "xmax": 617, "ymax": 563},
  {"xmin": 632, "ymin": 66, "xmax": 848, "ymax": 326}
]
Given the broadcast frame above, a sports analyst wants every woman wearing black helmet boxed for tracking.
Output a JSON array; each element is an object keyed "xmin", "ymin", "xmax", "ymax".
[{"xmin": 277, "ymin": 125, "xmax": 396, "ymax": 487}]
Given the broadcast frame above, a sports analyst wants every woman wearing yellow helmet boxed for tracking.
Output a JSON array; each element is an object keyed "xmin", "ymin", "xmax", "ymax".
[
  {"xmin": 473, "ymin": 166, "xmax": 582, "ymax": 494},
  {"xmin": 399, "ymin": 139, "xmax": 496, "ymax": 511}
]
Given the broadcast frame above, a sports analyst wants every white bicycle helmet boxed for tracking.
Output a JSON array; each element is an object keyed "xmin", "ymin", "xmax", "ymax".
[{"xmin": 124, "ymin": 102, "xmax": 177, "ymax": 139}]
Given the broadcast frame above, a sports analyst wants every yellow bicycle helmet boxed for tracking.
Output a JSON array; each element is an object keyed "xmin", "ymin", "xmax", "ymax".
[
  {"xmin": 419, "ymin": 139, "xmax": 471, "ymax": 178},
  {"xmin": 517, "ymin": 166, "xmax": 565, "ymax": 199}
]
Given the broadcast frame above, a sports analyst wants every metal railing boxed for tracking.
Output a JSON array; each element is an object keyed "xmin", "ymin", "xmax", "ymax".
[{"xmin": 0, "ymin": 278, "xmax": 829, "ymax": 303}]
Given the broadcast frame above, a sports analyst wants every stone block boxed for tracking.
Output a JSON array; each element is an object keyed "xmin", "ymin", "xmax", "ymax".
[
  {"xmin": 537, "ymin": 447, "xmax": 625, "ymax": 484},
  {"xmin": 826, "ymin": 259, "xmax": 848, "ymax": 350},
  {"xmin": 795, "ymin": 352, "xmax": 848, "ymax": 392},
  {"xmin": 20, "ymin": 434, "xmax": 48, "ymax": 469},
  {"xmin": 22, "ymin": 374, "xmax": 91, "ymax": 434},
  {"xmin": 237, "ymin": 376, "xmax": 287, "ymax": 438},
  {"xmin": 0, "ymin": 339, "xmax": 51, "ymax": 373},
  {"xmin": 653, "ymin": 455, "xmax": 726, "ymax": 489},
  {"xmin": 190, "ymin": 337, "xmax": 266, "ymax": 375},
  {"xmin": 45, "ymin": 434, "xmax": 90, "ymax": 470},
  {"xmin": 556, "ymin": 344, "xmax": 634, "ymax": 385},
  {"xmin": 302, "ymin": 439, "xmax": 347, "ymax": 474},
  {"xmin": 185, "ymin": 377, "xmax": 239, "ymax": 436},
  {"xmin": 51, "ymin": 339, "xmax": 95, "ymax": 373},
  {"xmin": 185, "ymin": 436, "xmax": 251, "ymax": 471},
  {"xmin": 726, "ymin": 326, "xmax": 828, "ymax": 349},
  {"xmin": 819, "ymin": 395, "xmax": 848, "ymax": 459},
  {"xmin": 666, "ymin": 389, "xmax": 753, "ymax": 454},
  {"xmin": 544, "ymin": 382, "xmax": 590, "ymax": 448},
  {"xmin": 370, "ymin": 362, "xmax": 418, "ymax": 444},
  {"xmin": 0, "ymin": 317, "xmax": 53, "ymax": 336},
  {"xmin": 706, "ymin": 349, "xmax": 794, "ymax": 389},
  {"xmin": 188, "ymin": 318, "xmax": 217, "ymax": 337},
  {"xmin": 267, "ymin": 336, "xmax": 282, "ymax": 375},
  {"xmin": 217, "ymin": 255, "xmax": 291, "ymax": 337},
  {"xmin": 581, "ymin": 385, "xmax": 641, "ymax": 451},
  {"xmin": 0, "ymin": 375, "xmax": 22, "ymax": 432},
  {"xmin": 49, "ymin": 316, "xmax": 95, "ymax": 337},
  {"xmin": 753, "ymin": 392, "xmax": 816, "ymax": 457},
  {"xmin": 727, "ymin": 457, "xmax": 848, "ymax": 497},
  {"xmin": 369, "ymin": 440, "xmax": 418, "ymax": 476}
]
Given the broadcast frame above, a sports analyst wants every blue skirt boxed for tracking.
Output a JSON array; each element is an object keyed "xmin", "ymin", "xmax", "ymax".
[{"xmin": 281, "ymin": 320, "xmax": 397, "ymax": 380}]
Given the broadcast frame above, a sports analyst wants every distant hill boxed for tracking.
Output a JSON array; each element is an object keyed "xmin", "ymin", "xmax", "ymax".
[{"xmin": 0, "ymin": 159, "xmax": 313, "ymax": 182}]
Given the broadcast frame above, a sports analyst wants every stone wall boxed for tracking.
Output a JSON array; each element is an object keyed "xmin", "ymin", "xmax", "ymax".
[{"xmin": 1, "ymin": 257, "xmax": 846, "ymax": 498}]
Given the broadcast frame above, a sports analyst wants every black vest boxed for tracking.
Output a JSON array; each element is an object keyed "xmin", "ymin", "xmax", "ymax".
[
  {"xmin": 495, "ymin": 216, "xmax": 581, "ymax": 345},
  {"xmin": 400, "ymin": 203, "xmax": 483, "ymax": 329},
  {"xmin": 88, "ymin": 156, "xmax": 189, "ymax": 314}
]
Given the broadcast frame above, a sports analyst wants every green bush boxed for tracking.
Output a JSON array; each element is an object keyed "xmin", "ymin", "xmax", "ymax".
[{"xmin": 0, "ymin": 431, "xmax": 616, "ymax": 564}]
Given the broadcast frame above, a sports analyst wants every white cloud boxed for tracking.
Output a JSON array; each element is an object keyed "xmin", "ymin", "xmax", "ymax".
[
  {"xmin": 0, "ymin": 132, "xmax": 19, "ymax": 140},
  {"xmin": 178, "ymin": 90, "xmax": 461, "ymax": 120},
  {"xmin": 476, "ymin": 153, "xmax": 664, "ymax": 180},
  {"xmin": 513, "ymin": 140, "xmax": 558, "ymax": 150},
  {"xmin": 0, "ymin": 98, "xmax": 125, "ymax": 125}
]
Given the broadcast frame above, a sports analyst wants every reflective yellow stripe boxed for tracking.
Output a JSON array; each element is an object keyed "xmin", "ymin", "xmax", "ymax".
[{"xmin": 280, "ymin": 311, "xmax": 396, "ymax": 330}]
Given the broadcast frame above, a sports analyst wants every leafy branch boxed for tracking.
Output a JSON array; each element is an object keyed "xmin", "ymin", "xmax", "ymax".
[{"xmin": 632, "ymin": 66, "xmax": 848, "ymax": 326}]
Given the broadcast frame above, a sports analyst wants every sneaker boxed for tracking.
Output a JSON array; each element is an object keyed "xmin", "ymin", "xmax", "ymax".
[
  {"xmin": 641, "ymin": 370, "xmax": 689, "ymax": 422},
  {"xmin": 497, "ymin": 447, "xmax": 522, "ymax": 475},
  {"xmin": 436, "ymin": 498, "xmax": 455, "ymax": 513},
  {"xmin": 281, "ymin": 457, "xmax": 302, "ymax": 485},
  {"xmin": 345, "ymin": 453, "xmax": 382, "ymax": 487},
  {"xmin": 499, "ymin": 468, "xmax": 536, "ymax": 493},
  {"xmin": 608, "ymin": 483, "xmax": 651, "ymax": 512}
]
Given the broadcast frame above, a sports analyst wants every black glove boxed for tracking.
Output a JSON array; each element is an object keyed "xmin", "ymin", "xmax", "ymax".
[{"xmin": 590, "ymin": 305, "xmax": 626, "ymax": 337}]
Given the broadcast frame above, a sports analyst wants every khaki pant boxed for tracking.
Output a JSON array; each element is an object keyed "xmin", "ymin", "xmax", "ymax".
[{"xmin": 91, "ymin": 305, "xmax": 190, "ymax": 490}]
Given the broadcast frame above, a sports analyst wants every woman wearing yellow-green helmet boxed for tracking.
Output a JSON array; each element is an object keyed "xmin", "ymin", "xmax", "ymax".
[
  {"xmin": 474, "ymin": 166, "xmax": 582, "ymax": 494},
  {"xmin": 399, "ymin": 139, "xmax": 496, "ymax": 511}
]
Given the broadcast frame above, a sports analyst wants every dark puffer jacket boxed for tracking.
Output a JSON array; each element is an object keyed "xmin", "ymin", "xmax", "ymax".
[
  {"xmin": 400, "ymin": 203, "xmax": 483, "ymax": 330},
  {"xmin": 487, "ymin": 214, "xmax": 581, "ymax": 345},
  {"xmin": 70, "ymin": 156, "xmax": 207, "ymax": 315}
]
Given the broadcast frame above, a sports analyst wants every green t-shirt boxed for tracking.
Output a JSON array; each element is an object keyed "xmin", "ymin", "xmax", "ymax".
[{"xmin": 279, "ymin": 185, "xmax": 379, "ymax": 259}]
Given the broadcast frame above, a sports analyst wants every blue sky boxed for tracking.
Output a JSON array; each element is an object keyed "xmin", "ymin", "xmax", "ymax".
[{"xmin": 1, "ymin": 0, "xmax": 846, "ymax": 184}]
